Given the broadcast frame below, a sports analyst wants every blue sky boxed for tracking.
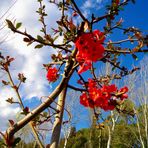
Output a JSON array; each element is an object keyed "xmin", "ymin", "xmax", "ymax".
[{"xmin": 0, "ymin": 0, "xmax": 148, "ymax": 140}]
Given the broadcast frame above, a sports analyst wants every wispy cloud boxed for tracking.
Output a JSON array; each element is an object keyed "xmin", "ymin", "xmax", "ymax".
[{"xmin": 81, "ymin": 0, "xmax": 108, "ymax": 18}]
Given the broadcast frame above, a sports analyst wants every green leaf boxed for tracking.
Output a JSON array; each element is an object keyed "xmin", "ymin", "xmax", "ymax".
[
  {"xmin": 132, "ymin": 54, "xmax": 138, "ymax": 60},
  {"xmin": 53, "ymin": 35, "xmax": 59, "ymax": 42},
  {"xmin": 0, "ymin": 141, "xmax": 7, "ymax": 146},
  {"xmin": 58, "ymin": 26, "xmax": 63, "ymax": 32},
  {"xmin": 112, "ymin": 66, "xmax": 116, "ymax": 71},
  {"xmin": 118, "ymin": 6, "xmax": 124, "ymax": 11},
  {"xmin": 13, "ymin": 137, "xmax": 21, "ymax": 147},
  {"xmin": 6, "ymin": 19, "xmax": 15, "ymax": 30},
  {"xmin": 16, "ymin": 22, "xmax": 22, "ymax": 29},
  {"xmin": 35, "ymin": 44, "xmax": 43, "ymax": 49},
  {"xmin": 43, "ymin": 112, "xmax": 48, "ymax": 117},
  {"xmin": 37, "ymin": 35, "xmax": 44, "ymax": 42}
]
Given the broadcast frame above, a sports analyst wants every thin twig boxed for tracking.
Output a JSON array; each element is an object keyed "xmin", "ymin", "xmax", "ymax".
[{"xmin": 68, "ymin": 84, "xmax": 86, "ymax": 92}]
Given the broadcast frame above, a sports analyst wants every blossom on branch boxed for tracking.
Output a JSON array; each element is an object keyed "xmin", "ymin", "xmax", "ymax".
[
  {"xmin": 79, "ymin": 79, "xmax": 128, "ymax": 111},
  {"xmin": 46, "ymin": 67, "xmax": 59, "ymax": 82},
  {"xmin": 119, "ymin": 86, "xmax": 128, "ymax": 100},
  {"xmin": 75, "ymin": 30, "xmax": 105, "ymax": 74}
]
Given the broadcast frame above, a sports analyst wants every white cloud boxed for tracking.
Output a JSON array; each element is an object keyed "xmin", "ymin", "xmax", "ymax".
[
  {"xmin": 83, "ymin": 0, "xmax": 92, "ymax": 9},
  {"xmin": 1, "ymin": 107, "xmax": 20, "ymax": 117},
  {"xmin": 81, "ymin": 0, "xmax": 107, "ymax": 17},
  {"xmin": 82, "ymin": 0, "xmax": 104, "ymax": 9}
]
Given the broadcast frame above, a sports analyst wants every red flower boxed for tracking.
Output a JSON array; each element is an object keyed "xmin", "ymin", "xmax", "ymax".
[
  {"xmin": 46, "ymin": 67, "xmax": 58, "ymax": 82},
  {"xmin": 75, "ymin": 30, "xmax": 105, "ymax": 74},
  {"xmin": 80, "ymin": 92, "xmax": 94, "ymax": 108},
  {"xmin": 78, "ymin": 60, "xmax": 92, "ymax": 74},
  {"xmin": 88, "ymin": 78, "xmax": 98, "ymax": 89},
  {"xmin": 79, "ymin": 78, "xmax": 129, "ymax": 111},
  {"xmin": 93, "ymin": 30, "xmax": 105, "ymax": 44}
]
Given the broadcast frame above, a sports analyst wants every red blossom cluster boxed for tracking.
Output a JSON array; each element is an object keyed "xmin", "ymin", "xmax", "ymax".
[
  {"xmin": 75, "ymin": 30, "xmax": 105, "ymax": 74},
  {"xmin": 80, "ymin": 79, "xmax": 128, "ymax": 111},
  {"xmin": 46, "ymin": 67, "xmax": 59, "ymax": 82}
]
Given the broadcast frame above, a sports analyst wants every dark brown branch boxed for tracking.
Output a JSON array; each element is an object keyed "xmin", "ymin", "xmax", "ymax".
[
  {"xmin": 68, "ymin": 84, "xmax": 86, "ymax": 92},
  {"xmin": 101, "ymin": 58, "xmax": 127, "ymax": 72}
]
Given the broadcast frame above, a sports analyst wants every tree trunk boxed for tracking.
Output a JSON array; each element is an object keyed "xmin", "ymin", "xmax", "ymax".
[{"xmin": 50, "ymin": 87, "xmax": 67, "ymax": 148}]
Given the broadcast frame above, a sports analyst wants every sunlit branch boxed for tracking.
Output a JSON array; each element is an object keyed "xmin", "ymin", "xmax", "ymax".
[
  {"xmin": 105, "ymin": 48, "xmax": 148, "ymax": 54},
  {"xmin": 105, "ymin": 38, "xmax": 138, "ymax": 45},
  {"xmin": 61, "ymin": 0, "xmax": 70, "ymax": 32}
]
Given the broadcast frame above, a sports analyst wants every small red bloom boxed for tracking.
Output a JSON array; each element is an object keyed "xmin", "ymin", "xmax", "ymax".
[
  {"xmin": 46, "ymin": 67, "xmax": 58, "ymax": 82},
  {"xmin": 120, "ymin": 86, "xmax": 128, "ymax": 93},
  {"xmin": 78, "ymin": 60, "xmax": 92, "ymax": 74}
]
